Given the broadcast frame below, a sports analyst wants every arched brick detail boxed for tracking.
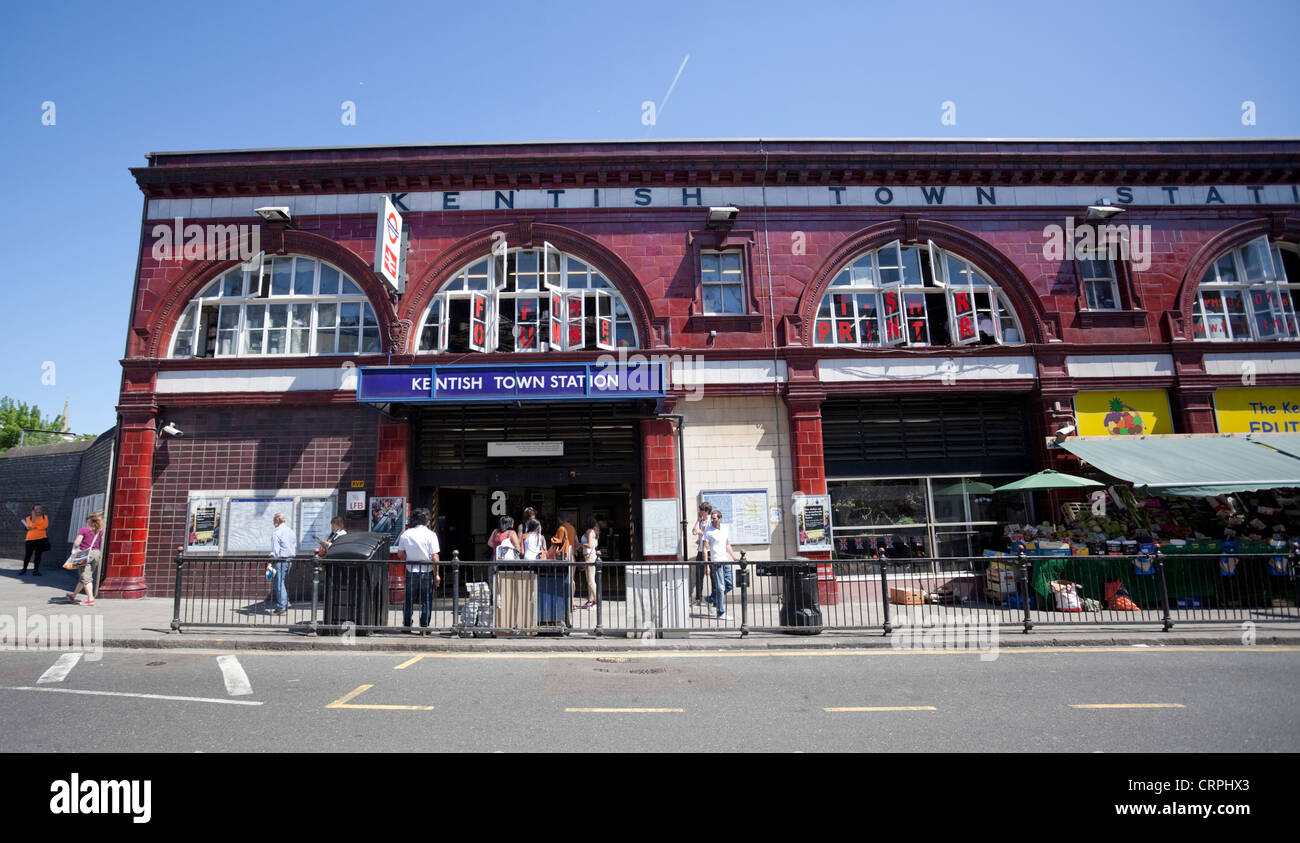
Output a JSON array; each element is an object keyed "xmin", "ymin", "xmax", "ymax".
[
  {"xmin": 794, "ymin": 219, "xmax": 1050, "ymax": 346},
  {"xmin": 399, "ymin": 223, "xmax": 657, "ymax": 354},
  {"xmin": 790, "ymin": 221, "xmax": 1055, "ymax": 348},
  {"xmin": 142, "ymin": 228, "xmax": 398, "ymax": 359},
  {"xmin": 1174, "ymin": 216, "xmax": 1300, "ymax": 335}
]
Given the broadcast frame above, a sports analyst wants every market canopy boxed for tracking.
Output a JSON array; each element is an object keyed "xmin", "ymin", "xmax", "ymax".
[
  {"xmin": 993, "ymin": 469, "xmax": 1103, "ymax": 492},
  {"xmin": 1059, "ymin": 437, "xmax": 1300, "ymax": 497}
]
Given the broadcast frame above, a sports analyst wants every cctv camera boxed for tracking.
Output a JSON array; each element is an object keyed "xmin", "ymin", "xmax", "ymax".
[
  {"xmin": 1055, "ymin": 424, "xmax": 1076, "ymax": 437},
  {"xmin": 161, "ymin": 422, "xmax": 183, "ymax": 438}
]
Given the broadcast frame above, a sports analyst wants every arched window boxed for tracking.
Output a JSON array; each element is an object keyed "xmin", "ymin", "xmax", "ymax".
[
  {"xmin": 812, "ymin": 241, "xmax": 1024, "ymax": 347},
  {"xmin": 169, "ymin": 256, "xmax": 380, "ymax": 358},
  {"xmin": 417, "ymin": 246, "xmax": 639, "ymax": 353},
  {"xmin": 1192, "ymin": 237, "xmax": 1300, "ymax": 341}
]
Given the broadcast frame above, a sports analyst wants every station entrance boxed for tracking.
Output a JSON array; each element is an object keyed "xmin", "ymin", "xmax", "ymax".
[{"xmin": 410, "ymin": 400, "xmax": 653, "ymax": 593}]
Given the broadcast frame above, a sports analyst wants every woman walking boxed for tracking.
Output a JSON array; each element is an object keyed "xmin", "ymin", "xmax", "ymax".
[
  {"xmin": 20, "ymin": 505, "xmax": 50, "ymax": 576},
  {"xmin": 66, "ymin": 512, "xmax": 105, "ymax": 605}
]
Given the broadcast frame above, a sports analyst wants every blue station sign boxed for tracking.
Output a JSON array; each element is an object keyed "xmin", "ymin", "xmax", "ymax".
[{"xmin": 357, "ymin": 362, "xmax": 665, "ymax": 403}]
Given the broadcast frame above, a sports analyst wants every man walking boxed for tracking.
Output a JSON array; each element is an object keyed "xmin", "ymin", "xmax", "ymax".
[
  {"xmin": 267, "ymin": 513, "xmax": 297, "ymax": 615},
  {"xmin": 397, "ymin": 508, "xmax": 441, "ymax": 631},
  {"xmin": 703, "ymin": 508, "xmax": 739, "ymax": 620}
]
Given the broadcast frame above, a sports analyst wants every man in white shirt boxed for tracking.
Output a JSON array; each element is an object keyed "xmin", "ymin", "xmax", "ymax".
[
  {"xmin": 267, "ymin": 513, "xmax": 297, "ymax": 615},
  {"xmin": 396, "ymin": 508, "xmax": 441, "ymax": 630},
  {"xmin": 702, "ymin": 509, "xmax": 738, "ymax": 620}
]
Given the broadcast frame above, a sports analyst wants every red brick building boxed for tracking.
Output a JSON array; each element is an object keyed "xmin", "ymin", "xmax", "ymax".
[{"xmin": 100, "ymin": 139, "xmax": 1300, "ymax": 598}]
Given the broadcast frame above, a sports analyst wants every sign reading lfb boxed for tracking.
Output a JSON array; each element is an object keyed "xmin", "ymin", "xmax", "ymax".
[
  {"xmin": 374, "ymin": 196, "xmax": 403, "ymax": 293},
  {"xmin": 356, "ymin": 363, "xmax": 665, "ymax": 403}
]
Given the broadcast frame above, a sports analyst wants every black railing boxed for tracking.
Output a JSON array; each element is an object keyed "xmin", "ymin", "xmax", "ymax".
[{"xmin": 169, "ymin": 547, "xmax": 1300, "ymax": 636}]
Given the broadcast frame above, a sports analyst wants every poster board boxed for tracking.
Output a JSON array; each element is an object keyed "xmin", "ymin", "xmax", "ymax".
[
  {"xmin": 370, "ymin": 496, "xmax": 406, "ymax": 543},
  {"xmin": 185, "ymin": 496, "xmax": 222, "ymax": 552},
  {"xmin": 67, "ymin": 493, "xmax": 106, "ymax": 543},
  {"xmin": 641, "ymin": 499, "xmax": 680, "ymax": 557},
  {"xmin": 794, "ymin": 494, "xmax": 833, "ymax": 552},
  {"xmin": 226, "ymin": 498, "xmax": 295, "ymax": 552},
  {"xmin": 701, "ymin": 490, "xmax": 770, "ymax": 545},
  {"xmin": 299, "ymin": 497, "xmax": 335, "ymax": 547}
]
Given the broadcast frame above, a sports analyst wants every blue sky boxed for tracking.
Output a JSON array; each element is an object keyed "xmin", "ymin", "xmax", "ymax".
[{"xmin": 1, "ymin": 0, "xmax": 1297, "ymax": 434}]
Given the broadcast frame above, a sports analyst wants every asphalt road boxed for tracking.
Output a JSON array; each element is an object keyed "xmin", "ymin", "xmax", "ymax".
[{"xmin": 0, "ymin": 646, "xmax": 1297, "ymax": 753}]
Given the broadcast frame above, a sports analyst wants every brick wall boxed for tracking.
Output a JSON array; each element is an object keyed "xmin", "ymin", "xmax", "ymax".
[
  {"xmin": 680, "ymin": 396, "xmax": 795, "ymax": 561},
  {"xmin": 142, "ymin": 405, "xmax": 377, "ymax": 595},
  {"xmin": 0, "ymin": 440, "xmax": 93, "ymax": 563}
]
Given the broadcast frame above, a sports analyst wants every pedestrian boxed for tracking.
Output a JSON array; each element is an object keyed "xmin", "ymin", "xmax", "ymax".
[
  {"xmin": 576, "ymin": 516, "xmax": 599, "ymax": 610},
  {"xmin": 265, "ymin": 512, "xmax": 297, "ymax": 615},
  {"xmin": 703, "ymin": 508, "xmax": 739, "ymax": 620},
  {"xmin": 396, "ymin": 508, "xmax": 441, "ymax": 631},
  {"xmin": 316, "ymin": 516, "xmax": 347, "ymax": 556},
  {"xmin": 489, "ymin": 516, "xmax": 523, "ymax": 560},
  {"xmin": 551, "ymin": 514, "xmax": 578, "ymax": 626},
  {"xmin": 20, "ymin": 505, "xmax": 50, "ymax": 576},
  {"xmin": 66, "ymin": 512, "xmax": 105, "ymax": 605},
  {"xmin": 690, "ymin": 502, "xmax": 713, "ymax": 605},
  {"xmin": 521, "ymin": 518, "xmax": 545, "ymax": 560}
]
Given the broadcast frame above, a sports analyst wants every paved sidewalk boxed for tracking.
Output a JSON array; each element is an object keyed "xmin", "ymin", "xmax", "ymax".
[{"xmin": 3, "ymin": 557, "xmax": 1299, "ymax": 652}]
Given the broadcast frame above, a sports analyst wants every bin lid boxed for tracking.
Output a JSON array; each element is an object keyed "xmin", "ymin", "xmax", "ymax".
[{"xmin": 323, "ymin": 532, "xmax": 392, "ymax": 560}]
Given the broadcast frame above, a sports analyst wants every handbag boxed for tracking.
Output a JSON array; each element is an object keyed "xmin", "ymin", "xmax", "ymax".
[
  {"xmin": 62, "ymin": 549, "xmax": 89, "ymax": 570},
  {"xmin": 85, "ymin": 531, "xmax": 103, "ymax": 565}
]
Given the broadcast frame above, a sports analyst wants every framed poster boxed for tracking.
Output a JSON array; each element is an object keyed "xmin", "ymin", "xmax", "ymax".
[
  {"xmin": 299, "ymin": 497, "xmax": 335, "ymax": 547},
  {"xmin": 186, "ymin": 496, "xmax": 223, "ymax": 552},
  {"xmin": 701, "ymin": 490, "xmax": 770, "ymax": 545},
  {"xmin": 226, "ymin": 498, "xmax": 295, "ymax": 552},
  {"xmin": 370, "ymin": 496, "xmax": 406, "ymax": 543},
  {"xmin": 641, "ymin": 499, "xmax": 679, "ymax": 557},
  {"xmin": 794, "ymin": 494, "xmax": 833, "ymax": 552}
]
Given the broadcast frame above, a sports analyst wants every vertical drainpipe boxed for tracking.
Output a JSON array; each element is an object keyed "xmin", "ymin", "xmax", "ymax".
[{"xmin": 758, "ymin": 140, "xmax": 788, "ymax": 558}]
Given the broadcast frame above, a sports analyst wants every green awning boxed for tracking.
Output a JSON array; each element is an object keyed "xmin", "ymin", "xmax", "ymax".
[{"xmin": 1059, "ymin": 437, "xmax": 1300, "ymax": 497}]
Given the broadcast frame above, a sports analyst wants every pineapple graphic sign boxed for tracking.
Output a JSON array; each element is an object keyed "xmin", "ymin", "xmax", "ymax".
[{"xmin": 1075, "ymin": 390, "xmax": 1173, "ymax": 437}]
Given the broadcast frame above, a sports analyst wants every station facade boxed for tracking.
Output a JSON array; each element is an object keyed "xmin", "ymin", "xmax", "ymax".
[{"xmin": 100, "ymin": 139, "xmax": 1300, "ymax": 597}]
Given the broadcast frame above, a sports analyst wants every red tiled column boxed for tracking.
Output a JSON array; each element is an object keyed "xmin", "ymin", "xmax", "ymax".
[
  {"xmin": 788, "ymin": 391, "xmax": 836, "ymax": 604},
  {"xmin": 641, "ymin": 418, "xmax": 680, "ymax": 561},
  {"xmin": 98, "ymin": 411, "xmax": 156, "ymax": 599},
  {"xmin": 375, "ymin": 414, "xmax": 411, "ymax": 603}
]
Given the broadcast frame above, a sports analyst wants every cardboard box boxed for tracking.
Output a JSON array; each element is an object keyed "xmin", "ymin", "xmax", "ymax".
[{"xmin": 890, "ymin": 587, "xmax": 925, "ymax": 605}]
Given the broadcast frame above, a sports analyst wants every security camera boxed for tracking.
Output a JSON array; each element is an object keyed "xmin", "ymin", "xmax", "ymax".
[
  {"xmin": 254, "ymin": 206, "xmax": 292, "ymax": 224},
  {"xmin": 1056, "ymin": 424, "xmax": 1076, "ymax": 437},
  {"xmin": 160, "ymin": 422, "xmax": 183, "ymax": 438}
]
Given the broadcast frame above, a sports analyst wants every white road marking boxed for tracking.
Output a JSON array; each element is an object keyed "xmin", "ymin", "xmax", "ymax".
[
  {"xmin": 2, "ymin": 686, "xmax": 262, "ymax": 706},
  {"xmin": 37, "ymin": 653, "xmax": 82, "ymax": 684},
  {"xmin": 216, "ymin": 655, "xmax": 253, "ymax": 696}
]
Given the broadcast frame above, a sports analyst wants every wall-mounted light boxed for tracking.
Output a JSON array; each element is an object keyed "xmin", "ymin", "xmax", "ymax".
[
  {"xmin": 706, "ymin": 206, "xmax": 739, "ymax": 230},
  {"xmin": 254, "ymin": 206, "xmax": 292, "ymax": 224},
  {"xmin": 1083, "ymin": 198, "xmax": 1124, "ymax": 222}
]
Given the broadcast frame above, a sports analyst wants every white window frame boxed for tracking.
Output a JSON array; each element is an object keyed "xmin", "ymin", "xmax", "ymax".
[
  {"xmin": 700, "ymin": 249, "xmax": 747, "ymax": 315},
  {"xmin": 1193, "ymin": 238, "xmax": 1299, "ymax": 342},
  {"xmin": 813, "ymin": 242, "xmax": 1023, "ymax": 348}
]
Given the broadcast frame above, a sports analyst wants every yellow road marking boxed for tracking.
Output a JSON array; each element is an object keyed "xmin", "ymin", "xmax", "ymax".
[
  {"xmin": 565, "ymin": 707, "xmax": 684, "ymax": 713},
  {"xmin": 1070, "ymin": 703, "xmax": 1185, "ymax": 709},
  {"xmin": 392, "ymin": 646, "xmax": 1300, "ymax": 664},
  {"xmin": 825, "ymin": 706, "xmax": 937, "ymax": 712},
  {"xmin": 326, "ymin": 684, "xmax": 434, "ymax": 711},
  {"xmin": 394, "ymin": 655, "xmax": 423, "ymax": 670}
]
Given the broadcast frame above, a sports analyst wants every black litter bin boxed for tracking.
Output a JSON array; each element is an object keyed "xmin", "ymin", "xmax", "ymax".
[
  {"xmin": 765, "ymin": 556, "xmax": 822, "ymax": 634},
  {"xmin": 321, "ymin": 533, "xmax": 391, "ymax": 634}
]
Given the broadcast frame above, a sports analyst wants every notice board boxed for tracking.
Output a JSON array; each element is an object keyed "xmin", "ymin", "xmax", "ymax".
[{"xmin": 701, "ymin": 489, "xmax": 770, "ymax": 545}]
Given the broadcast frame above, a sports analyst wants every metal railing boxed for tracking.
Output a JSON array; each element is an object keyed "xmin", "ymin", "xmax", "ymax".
[{"xmin": 169, "ymin": 547, "xmax": 1300, "ymax": 637}]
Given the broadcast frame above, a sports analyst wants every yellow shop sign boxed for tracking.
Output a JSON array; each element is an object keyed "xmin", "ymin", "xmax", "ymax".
[
  {"xmin": 1074, "ymin": 390, "xmax": 1173, "ymax": 436},
  {"xmin": 1215, "ymin": 388, "xmax": 1300, "ymax": 433}
]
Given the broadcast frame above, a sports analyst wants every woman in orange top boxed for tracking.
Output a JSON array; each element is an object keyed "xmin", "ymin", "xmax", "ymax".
[{"xmin": 21, "ymin": 505, "xmax": 50, "ymax": 576}]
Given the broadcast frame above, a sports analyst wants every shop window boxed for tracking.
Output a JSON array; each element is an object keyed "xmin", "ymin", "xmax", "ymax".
[
  {"xmin": 828, "ymin": 476, "xmax": 1032, "ymax": 561},
  {"xmin": 417, "ymin": 246, "xmax": 638, "ymax": 353},
  {"xmin": 813, "ymin": 242, "xmax": 1024, "ymax": 348},
  {"xmin": 168, "ymin": 256, "xmax": 379, "ymax": 358},
  {"xmin": 1192, "ymin": 238, "xmax": 1300, "ymax": 342}
]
